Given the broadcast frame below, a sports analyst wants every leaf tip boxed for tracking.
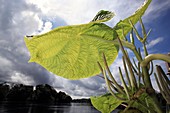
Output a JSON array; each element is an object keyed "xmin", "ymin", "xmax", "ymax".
[{"xmin": 28, "ymin": 57, "xmax": 36, "ymax": 63}]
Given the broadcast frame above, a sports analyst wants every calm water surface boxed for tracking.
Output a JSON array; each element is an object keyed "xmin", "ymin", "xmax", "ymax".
[{"xmin": 0, "ymin": 101, "xmax": 119, "ymax": 113}]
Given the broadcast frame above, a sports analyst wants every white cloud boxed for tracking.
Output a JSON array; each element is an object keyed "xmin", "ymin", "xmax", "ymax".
[
  {"xmin": 110, "ymin": 54, "xmax": 123, "ymax": 84},
  {"xmin": 146, "ymin": 37, "xmax": 164, "ymax": 49},
  {"xmin": 0, "ymin": 56, "xmax": 13, "ymax": 68},
  {"xmin": 39, "ymin": 21, "xmax": 53, "ymax": 34},
  {"xmin": 60, "ymin": 76, "xmax": 107, "ymax": 98},
  {"xmin": 10, "ymin": 71, "xmax": 34, "ymax": 85},
  {"xmin": 150, "ymin": 60, "xmax": 169, "ymax": 91},
  {"xmin": 26, "ymin": 0, "xmax": 170, "ymax": 26},
  {"xmin": 27, "ymin": 0, "xmax": 144, "ymax": 25}
]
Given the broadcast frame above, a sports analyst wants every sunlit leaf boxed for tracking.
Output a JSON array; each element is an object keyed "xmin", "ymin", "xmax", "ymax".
[
  {"xmin": 24, "ymin": 22, "xmax": 118, "ymax": 79},
  {"xmin": 24, "ymin": 0, "xmax": 151, "ymax": 80},
  {"xmin": 90, "ymin": 93, "xmax": 125, "ymax": 113},
  {"xmin": 113, "ymin": 0, "xmax": 152, "ymax": 39}
]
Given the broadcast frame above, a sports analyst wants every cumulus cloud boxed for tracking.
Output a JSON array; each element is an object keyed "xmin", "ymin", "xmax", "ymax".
[
  {"xmin": 27, "ymin": 0, "xmax": 144, "ymax": 26},
  {"xmin": 64, "ymin": 78, "xmax": 106, "ymax": 98},
  {"xmin": 38, "ymin": 21, "xmax": 53, "ymax": 34},
  {"xmin": 0, "ymin": 0, "xmax": 169, "ymax": 98},
  {"xmin": 146, "ymin": 37, "xmax": 164, "ymax": 49},
  {"xmin": 26, "ymin": 0, "xmax": 170, "ymax": 25},
  {"xmin": 0, "ymin": 0, "xmax": 52, "ymax": 85}
]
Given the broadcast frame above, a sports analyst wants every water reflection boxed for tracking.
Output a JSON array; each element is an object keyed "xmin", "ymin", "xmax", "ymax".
[{"xmin": 0, "ymin": 101, "xmax": 100, "ymax": 113}]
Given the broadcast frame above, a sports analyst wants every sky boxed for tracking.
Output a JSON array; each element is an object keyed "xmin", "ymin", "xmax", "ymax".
[{"xmin": 0, "ymin": 0, "xmax": 170, "ymax": 99}]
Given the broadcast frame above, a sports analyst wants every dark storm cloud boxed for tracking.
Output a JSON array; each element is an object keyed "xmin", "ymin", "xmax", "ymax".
[
  {"xmin": 58, "ymin": 76, "xmax": 107, "ymax": 97},
  {"xmin": 0, "ymin": 0, "xmax": 53, "ymax": 85},
  {"xmin": 0, "ymin": 0, "xmax": 39, "ymax": 32}
]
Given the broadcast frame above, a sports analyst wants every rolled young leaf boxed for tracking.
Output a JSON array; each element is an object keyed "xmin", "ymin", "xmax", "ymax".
[{"xmin": 91, "ymin": 10, "xmax": 115, "ymax": 23}]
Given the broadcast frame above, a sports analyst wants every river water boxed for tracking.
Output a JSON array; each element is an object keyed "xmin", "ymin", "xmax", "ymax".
[{"xmin": 0, "ymin": 101, "xmax": 119, "ymax": 113}]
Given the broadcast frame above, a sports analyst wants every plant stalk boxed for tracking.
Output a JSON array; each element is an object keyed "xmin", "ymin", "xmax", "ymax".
[{"xmin": 133, "ymin": 49, "xmax": 163, "ymax": 113}]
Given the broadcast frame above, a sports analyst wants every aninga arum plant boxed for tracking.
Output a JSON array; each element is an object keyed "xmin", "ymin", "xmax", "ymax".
[
  {"xmin": 24, "ymin": 0, "xmax": 170, "ymax": 112},
  {"xmin": 94, "ymin": 15, "xmax": 170, "ymax": 113}
]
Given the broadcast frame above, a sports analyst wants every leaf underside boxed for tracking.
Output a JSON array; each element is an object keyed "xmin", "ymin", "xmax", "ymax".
[
  {"xmin": 25, "ymin": 23, "xmax": 118, "ymax": 79},
  {"xmin": 24, "ymin": 0, "xmax": 151, "ymax": 80}
]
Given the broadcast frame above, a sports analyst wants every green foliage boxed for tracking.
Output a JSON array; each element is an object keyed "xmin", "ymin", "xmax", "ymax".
[
  {"xmin": 91, "ymin": 93, "xmax": 125, "ymax": 113},
  {"xmin": 90, "ymin": 0, "xmax": 152, "ymax": 112},
  {"xmin": 25, "ymin": 0, "xmax": 151, "ymax": 80},
  {"xmin": 24, "ymin": 0, "xmax": 170, "ymax": 112},
  {"xmin": 24, "ymin": 21, "xmax": 119, "ymax": 79},
  {"xmin": 114, "ymin": 0, "xmax": 151, "ymax": 39},
  {"xmin": 131, "ymin": 93, "xmax": 156, "ymax": 113}
]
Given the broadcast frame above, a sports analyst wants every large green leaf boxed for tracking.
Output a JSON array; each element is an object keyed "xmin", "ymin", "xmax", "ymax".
[
  {"xmin": 24, "ymin": 0, "xmax": 151, "ymax": 80},
  {"xmin": 90, "ymin": 93, "xmax": 124, "ymax": 113},
  {"xmin": 24, "ymin": 22, "xmax": 118, "ymax": 79},
  {"xmin": 113, "ymin": 0, "xmax": 152, "ymax": 39}
]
